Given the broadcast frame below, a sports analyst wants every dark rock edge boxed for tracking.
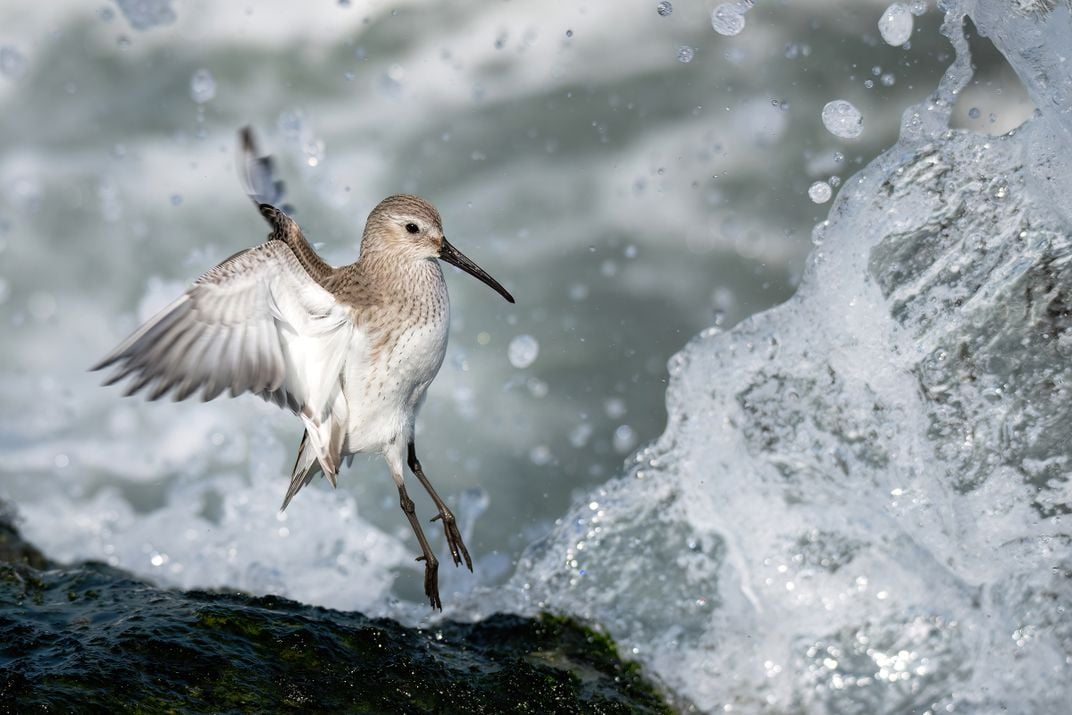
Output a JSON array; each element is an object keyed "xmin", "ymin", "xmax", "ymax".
[{"xmin": 0, "ymin": 508, "xmax": 678, "ymax": 713}]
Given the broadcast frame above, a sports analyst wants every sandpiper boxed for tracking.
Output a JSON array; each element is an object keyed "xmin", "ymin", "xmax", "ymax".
[{"xmin": 93, "ymin": 128, "xmax": 515, "ymax": 609}]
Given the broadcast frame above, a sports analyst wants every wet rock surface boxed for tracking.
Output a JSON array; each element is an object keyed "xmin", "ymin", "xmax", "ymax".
[{"xmin": 0, "ymin": 508, "xmax": 669, "ymax": 713}]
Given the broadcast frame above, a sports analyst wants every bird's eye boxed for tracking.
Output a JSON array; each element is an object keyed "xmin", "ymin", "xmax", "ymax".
[{"xmin": 405, "ymin": 223, "xmax": 420, "ymax": 234}]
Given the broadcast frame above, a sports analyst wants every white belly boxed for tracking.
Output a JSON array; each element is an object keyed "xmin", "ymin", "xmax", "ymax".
[{"xmin": 339, "ymin": 305, "xmax": 449, "ymax": 455}]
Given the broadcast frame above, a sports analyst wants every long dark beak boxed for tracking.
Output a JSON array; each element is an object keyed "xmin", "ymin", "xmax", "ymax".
[{"xmin": 439, "ymin": 238, "xmax": 515, "ymax": 303}]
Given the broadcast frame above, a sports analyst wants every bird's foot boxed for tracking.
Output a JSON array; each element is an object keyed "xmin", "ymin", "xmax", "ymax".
[
  {"xmin": 431, "ymin": 509, "xmax": 473, "ymax": 572},
  {"xmin": 416, "ymin": 553, "xmax": 442, "ymax": 610}
]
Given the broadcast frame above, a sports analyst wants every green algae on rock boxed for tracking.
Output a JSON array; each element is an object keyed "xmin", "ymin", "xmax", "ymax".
[{"xmin": 0, "ymin": 508, "xmax": 670, "ymax": 713}]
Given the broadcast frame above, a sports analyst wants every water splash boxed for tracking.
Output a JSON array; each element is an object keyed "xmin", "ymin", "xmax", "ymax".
[{"xmin": 484, "ymin": 3, "xmax": 1072, "ymax": 710}]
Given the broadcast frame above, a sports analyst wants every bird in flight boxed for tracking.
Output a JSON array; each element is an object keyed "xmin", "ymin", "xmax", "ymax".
[{"xmin": 93, "ymin": 127, "xmax": 515, "ymax": 609}]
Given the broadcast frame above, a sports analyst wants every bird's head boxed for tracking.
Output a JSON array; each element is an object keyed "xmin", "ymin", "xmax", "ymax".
[{"xmin": 362, "ymin": 194, "xmax": 515, "ymax": 303}]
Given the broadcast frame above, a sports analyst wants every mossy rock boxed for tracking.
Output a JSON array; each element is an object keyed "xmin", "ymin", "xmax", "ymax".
[{"xmin": 0, "ymin": 509, "xmax": 672, "ymax": 713}]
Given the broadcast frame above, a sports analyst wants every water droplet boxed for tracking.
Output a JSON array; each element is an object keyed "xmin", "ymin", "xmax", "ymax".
[
  {"xmin": 881, "ymin": 73, "xmax": 896, "ymax": 87},
  {"xmin": 278, "ymin": 110, "xmax": 303, "ymax": 137},
  {"xmin": 821, "ymin": 100, "xmax": 863, "ymax": 139},
  {"xmin": 613, "ymin": 425, "xmax": 637, "ymax": 454},
  {"xmin": 303, "ymin": 138, "xmax": 325, "ymax": 167},
  {"xmin": 968, "ymin": 107, "xmax": 981, "ymax": 119},
  {"xmin": 677, "ymin": 46, "xmax": 694, "ymax": 63},
  {"xmin": 0, "ymin": 46, "xmax": 27, "ymax": 80},
  {"xmin": 565, "ymin": 29, "xmax": 573, "ymax": 38},
  {"xmin": 808, "ymin": 181, "xmax": 833, "ymax": 204},
  {"xmin": 190, "ymin": 68, "xmax": 216, "ymax": 103},
  {"xmin": 526, "ymin": 377, "xmax": 549, "ymax": 398},
  {"xmin": 569, "ymin": 423, "xmax": 594, "ymax": 448},
  {"xmin": 909, "ymin": 0, "xmax": 927, "ymax": 15},
  {"xmin": 508, "ymin": 334, "xmax": 539, "ymax": 368},
  {"xmin": 878, "ymin": 3, "xmax": 913, "ymax": 47},
  {"xmin": 170, "ymin": 194, "xmax": 183, "ymax": 206},
  {"xmin": 604, "ymin": 397, "xmax": 627, "ymax": 420},
  {"xmin": 711, "ymin": 3, "xmax": 747, "ymax": 36},
  {"xmin": 656, "ymin": 1, "xmax": 673, "ymax": 17},
  {"xmin": 12, "ymin": 176, "xmax": 41, "ymax": 208},
  {"xmin": 114, "ymin": 0, "xmax": 177, "ymax": 31},
  {"xmin": 529, "ymin": 445, "xmax": 552, "ymax": 465}
]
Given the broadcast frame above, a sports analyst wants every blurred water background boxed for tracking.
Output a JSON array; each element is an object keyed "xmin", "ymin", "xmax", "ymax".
[{"xmin": 0, "ymin": 0, "xmax": 1057, "ymax": 710}]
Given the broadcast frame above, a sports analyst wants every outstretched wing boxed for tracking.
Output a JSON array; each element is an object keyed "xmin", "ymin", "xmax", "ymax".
[{"xmin": 92, "ymin": 240, "xmax": 353, "ymax": 420}]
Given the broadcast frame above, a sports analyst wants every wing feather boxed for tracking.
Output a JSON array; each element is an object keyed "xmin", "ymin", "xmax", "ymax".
[
  {"xmin": 239, "ymin": 126, "xmax": 293, "ymax": 214},
  {"xmin": 94, "ymin": 240, "xmax": 352, "ymax": 418}
]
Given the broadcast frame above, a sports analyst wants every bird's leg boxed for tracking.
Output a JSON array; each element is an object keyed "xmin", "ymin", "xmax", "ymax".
[
  {"xmin": 408, "ymin": 441, "xmax": 473, "ymax": 571},
  {"xmin": 397, "ymin": 482, "xmax": 442, "ymax": 610}
]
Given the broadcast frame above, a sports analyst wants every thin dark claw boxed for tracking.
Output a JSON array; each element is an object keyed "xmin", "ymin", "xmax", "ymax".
[
  {"xmin": 424, "ymin": 559, "xmax": 442, "ymax": 610},
  {"xmin": 430, "ymin": 510, "xmax": 473, "ymax": 571},
  {"xmin": 414, "ymin": 554, "xmax": 441, "ymax": 608}
]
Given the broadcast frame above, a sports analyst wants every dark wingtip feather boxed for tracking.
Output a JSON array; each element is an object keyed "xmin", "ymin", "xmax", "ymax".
[
  {"xmin": 175, "ymin": 377, "xmax": 200, "ymax": 402},
  {"xmin": 239, "ymin": 125, "xmax": 255, "ymax": 152},
  {"xmin": 103, "ymin": 365, "xmax": 133, "ymax": 386},
  {"xmin": 239, "ymin": 126, "xmax": 291, "ymax": 219},
  {"xmin": 148, "ymin": 377, "xmax": 178, "ymax": 402},
  {"xmin": 123, "ymin": 373, "xmax": 155, "ymax": 398},
  {"xmin": 89, "ymin": 355, "xmax": 115, "ymax": 372},
  {"xmin": 202, "ymin": 379, "xmax": 228, "ymax": 402}
]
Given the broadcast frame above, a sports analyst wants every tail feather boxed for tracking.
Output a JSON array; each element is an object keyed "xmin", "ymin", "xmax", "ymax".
[
  {"xmin": 281, "ymin": 396, "xmax": 347, "ymax": 510},
  {"xmin": 281, "ymin": 431, "xmax": 324, "ymax": 511}
]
